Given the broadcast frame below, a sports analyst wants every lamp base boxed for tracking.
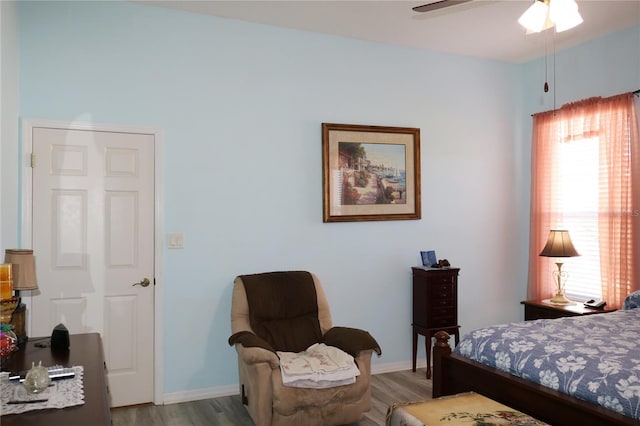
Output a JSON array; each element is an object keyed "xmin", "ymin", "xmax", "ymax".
[
  {"xmin": 549, "ymin": 293, "xmax": 572, "ymax": 304},
  {"xmin": 10, "ymin": 303, "xmax": 27, "ymax": 349}
]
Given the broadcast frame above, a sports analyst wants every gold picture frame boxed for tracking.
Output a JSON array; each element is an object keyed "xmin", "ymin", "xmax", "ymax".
[{"xmin": 322, "ymin": 123, "xmax": 421, "ymax": 222}]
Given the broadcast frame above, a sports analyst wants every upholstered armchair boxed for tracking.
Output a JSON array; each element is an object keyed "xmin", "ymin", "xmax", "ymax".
[{"xmin": 229, "ymin": 271, "xmax": 381, "ymax": 426}]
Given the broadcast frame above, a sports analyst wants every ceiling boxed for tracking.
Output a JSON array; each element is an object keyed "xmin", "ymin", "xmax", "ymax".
[{"xmin": 136, "ymin": 0, "xmax": 640, "ymax": 63}]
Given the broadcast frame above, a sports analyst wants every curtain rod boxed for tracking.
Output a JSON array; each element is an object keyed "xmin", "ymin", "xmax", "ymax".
[{"xmin": 533, "ymin": 89, "xmax": 640, "ymax": 116}]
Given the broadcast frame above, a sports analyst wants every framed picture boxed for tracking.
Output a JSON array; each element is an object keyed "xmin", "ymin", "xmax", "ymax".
[
  {"xmin": 420, "ymin": 250, "xmax": 437, "ymax": 267},
  {"xmin": 322, "ymin": 123, "xmax": 421, "ymax": 222}
]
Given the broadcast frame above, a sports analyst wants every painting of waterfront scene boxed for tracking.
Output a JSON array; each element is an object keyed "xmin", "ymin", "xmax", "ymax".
[
  {"xmin": 322, "ymin": 123, "xmax": 421, "ymax": 222},
  {"xmin": 338, "ymin": 142, "xmax": 406, "ymax": 205}
]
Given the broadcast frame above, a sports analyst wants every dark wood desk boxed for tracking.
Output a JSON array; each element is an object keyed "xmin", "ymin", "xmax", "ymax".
[
  {"xmin": 1, "ymin": 333, "xmax": 111, "ymax": 426},
  {"xmin": 521, "ymin": 299, "xmax": 616, "ymax": 320}
]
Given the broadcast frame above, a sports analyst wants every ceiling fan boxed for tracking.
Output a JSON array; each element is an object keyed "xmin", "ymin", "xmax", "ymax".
[
  {"xmin": 413, "ymin": 0, "xmax": 583, "ymax": 34},
  {"xmin": 412, "ymin": 0, "xmax": 473, "ymax": 13}
]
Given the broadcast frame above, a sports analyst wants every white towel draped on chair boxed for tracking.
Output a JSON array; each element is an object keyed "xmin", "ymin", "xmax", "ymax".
[{"xmin": 277, "ymin": 343, "xmax": 360, "ymax": 389}]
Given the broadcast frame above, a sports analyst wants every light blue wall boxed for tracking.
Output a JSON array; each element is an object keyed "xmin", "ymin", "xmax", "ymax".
[
  {"xmin": 1, "ymin": 0, "xmax": 20, "ymax": 252},
  {"xmin": 523, "ymin": 25, "xmax": 640, "ymax": 114},
  {"xmin": 8, "ymin": 0, "xmax": 637, "ymax": 397}
]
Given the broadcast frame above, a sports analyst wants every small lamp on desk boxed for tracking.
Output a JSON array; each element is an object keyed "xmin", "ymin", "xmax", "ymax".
[
  {"xmin": 4, "ymin": 249, "xmax": 38, "ymax": 348},
  {"xmin": 539, "ymin": 230, "xmax": 580, "ymax": 304}
]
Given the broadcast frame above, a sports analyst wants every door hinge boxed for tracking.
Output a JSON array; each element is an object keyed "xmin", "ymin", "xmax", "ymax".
[{"xmin": 30, "ymin": 153, "xmax": 36, "ymax": 168}]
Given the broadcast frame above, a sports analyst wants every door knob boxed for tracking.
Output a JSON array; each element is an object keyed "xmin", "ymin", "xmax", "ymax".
[{"xmin": 132, "ymin": 278, "xmax": 151, "ymax": 287}]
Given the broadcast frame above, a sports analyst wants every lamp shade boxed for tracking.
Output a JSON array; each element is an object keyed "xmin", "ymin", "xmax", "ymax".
[
  {"xmin": 4, "ymin": 249, "xmax": 38, "ymax": 290},
  {"xmin": 518, "ymin": 0, "xmax": 583, "ymax": 33},
  {"xmin": 518, "ymin": 0, "xmax": 551, "ymax": 33},
  {"xmin": 550, "ymin": 0, "xmax": 583, "ymax": 32},
  {"xmin": 539, "ymin": 230, "xmax": 580, "ymax": 257}
]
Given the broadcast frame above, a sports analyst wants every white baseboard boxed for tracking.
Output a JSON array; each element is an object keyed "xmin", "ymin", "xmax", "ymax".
[
  {"xmin": 371, "ymin": 359, "xmax": 427, "ymax": 375},
  {"xmin": 161, "ymin": 360, "xmax": 427, "ymax": 405},
  {"xmin": 163, "ymin": 384, "xmax": 239, "ymax": 405}
]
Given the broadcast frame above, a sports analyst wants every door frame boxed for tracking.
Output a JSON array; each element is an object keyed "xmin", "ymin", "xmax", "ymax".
[{"xmin": 20, "ymin": 118, "xmax": 165, "ymax": 405}]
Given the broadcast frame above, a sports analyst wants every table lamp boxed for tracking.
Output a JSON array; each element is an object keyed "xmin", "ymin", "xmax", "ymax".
[
  {"xmin": 4, "ymin": 249, "xmax": 38, "ymax": 347},
  {"xmin": 539, "ymin": 230, "xmax": 580, "ymax": 304}
]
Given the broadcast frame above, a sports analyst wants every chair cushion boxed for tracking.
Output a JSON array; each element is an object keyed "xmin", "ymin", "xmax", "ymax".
[
  {"xmin": 240, "ymin": 271, "xmax": 323, "ymax": 353},
  {"xmin": 271, "ymin": 354, "xmax": 371, "ymax": 418}
]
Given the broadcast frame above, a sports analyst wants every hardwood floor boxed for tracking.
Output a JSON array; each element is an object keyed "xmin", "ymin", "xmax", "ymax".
[
  {"xmin": 359, "ymin": 368, "xmax": 432, "ymax": 425},
  {"xmin": 111, "ymin": 368, "xmax": 432, "ymax": 426}
]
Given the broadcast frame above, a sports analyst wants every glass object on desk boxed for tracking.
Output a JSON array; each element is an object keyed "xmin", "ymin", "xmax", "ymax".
[
  {"xmin": 23, "ymin": 361, "xmax": 51, "ymax": 394},
  {"xmin": 0, "ymin": 297, "xmax": 18, "ymax": 324},
  {"xmin": 0, "ymin": 324, "xmax": 17, "ymax": 360},
  {"xmin": 0, "ymin": 263, "xmax": 12, "ymax": 299},
  {"xmin": 0, "ymin": 281, "xmax": 13, "ymax": 300},
  {"xmin": 0, "ymin": 264, "xmax": 12, "ymax": 281}
]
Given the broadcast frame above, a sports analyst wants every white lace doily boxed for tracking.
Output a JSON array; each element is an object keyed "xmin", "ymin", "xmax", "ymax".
[{"xmin": 0, "ymin": 366, "xmax": 84, "ymax": 415}]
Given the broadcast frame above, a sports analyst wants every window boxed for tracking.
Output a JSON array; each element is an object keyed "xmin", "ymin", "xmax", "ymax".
[
  {"xmin": 528, "ymin": 93, "xmax": 640, "ymax": 309},
  {"xmin": 556, "ymin": 137, "xmax": 601, "ymax": 300}
]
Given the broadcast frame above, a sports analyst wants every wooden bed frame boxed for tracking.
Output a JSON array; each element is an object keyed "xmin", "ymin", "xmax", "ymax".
[{"xmin": 432, "ymin": 331, "xmax": 636, "ymax": 426}]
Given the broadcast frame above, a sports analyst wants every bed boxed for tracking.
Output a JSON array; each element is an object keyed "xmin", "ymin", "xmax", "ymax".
[{"xmin": 432, "ymin": 291, "xmax": 640, "ymax": 426}]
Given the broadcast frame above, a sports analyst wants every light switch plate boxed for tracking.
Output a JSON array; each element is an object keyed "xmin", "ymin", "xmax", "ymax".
[{"xmin": 167, "ymin": 233, "xmax": 185, "ymax": 249}]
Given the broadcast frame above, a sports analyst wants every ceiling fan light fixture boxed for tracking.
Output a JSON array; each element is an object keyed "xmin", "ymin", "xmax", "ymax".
[
  {"xmin": 518, "ymin": 0, "xmax": 583, "ymax": 33},
  {"xmin": 518, "ymin": 0, "xmax": 551, "ymax": 33},
  {"xmin": 551, "ymin": 0, "xmax": 583, "ymax": 32},
  {"xmin": 524, "ymin": 15, "xmax": 554, "ymax": 35}
]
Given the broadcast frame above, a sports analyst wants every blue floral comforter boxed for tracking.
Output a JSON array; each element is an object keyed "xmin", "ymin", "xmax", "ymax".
[{"xmin": 454, "ymin": 308, "xmax": 640, "ymax": 420}]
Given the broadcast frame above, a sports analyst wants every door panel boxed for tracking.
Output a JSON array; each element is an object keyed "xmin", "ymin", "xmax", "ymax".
[{"xmin": 30, "ymin": 126, "xmax": 155, "ymax": 407}]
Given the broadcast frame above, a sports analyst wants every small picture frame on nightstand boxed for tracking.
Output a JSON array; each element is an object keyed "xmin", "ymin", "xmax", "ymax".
[{"xmin": 420, "ymin": 250, "xmax": 437, "ymax": 267}]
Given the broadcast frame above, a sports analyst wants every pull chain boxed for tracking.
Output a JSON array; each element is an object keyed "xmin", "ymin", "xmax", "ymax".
[{"xmin": 544, "ymin": 34, "xmax": 549, "ymax": 93}]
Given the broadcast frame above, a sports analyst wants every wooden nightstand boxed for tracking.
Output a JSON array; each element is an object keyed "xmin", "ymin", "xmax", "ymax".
[
  {"xmin": 521, "ymin": 299, "xmax": 616, "ymax": 320},
  {"xmin": 412, "ymin": 266, "xmax": 460, "ymax": 379}
]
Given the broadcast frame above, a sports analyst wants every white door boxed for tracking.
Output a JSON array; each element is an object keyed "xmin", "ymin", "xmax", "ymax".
[{"xmin": 29, "ymin": 125, "xmax": 155, "ymax": 407}]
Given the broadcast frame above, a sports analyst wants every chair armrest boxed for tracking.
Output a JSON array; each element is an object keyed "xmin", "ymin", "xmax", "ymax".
[
  {"xmin": 321, "ymin": 326, "xmax": 382, "ymax": 358},
  {"xmin": 229, "ymin": 331, "xmax": 275, "ymax": 352},
  {"xmin": 229, "ymin": 331, "xmax": 280, "ymax": 369},
  {"xmin": 235, "ymin": 345, "xmax": 281, "ymax": 369}
]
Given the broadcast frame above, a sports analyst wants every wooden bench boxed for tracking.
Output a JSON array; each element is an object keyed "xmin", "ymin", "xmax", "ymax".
[{"xmin": 386, "ymin": 391, "xmax": 548, "ymax": 426}]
